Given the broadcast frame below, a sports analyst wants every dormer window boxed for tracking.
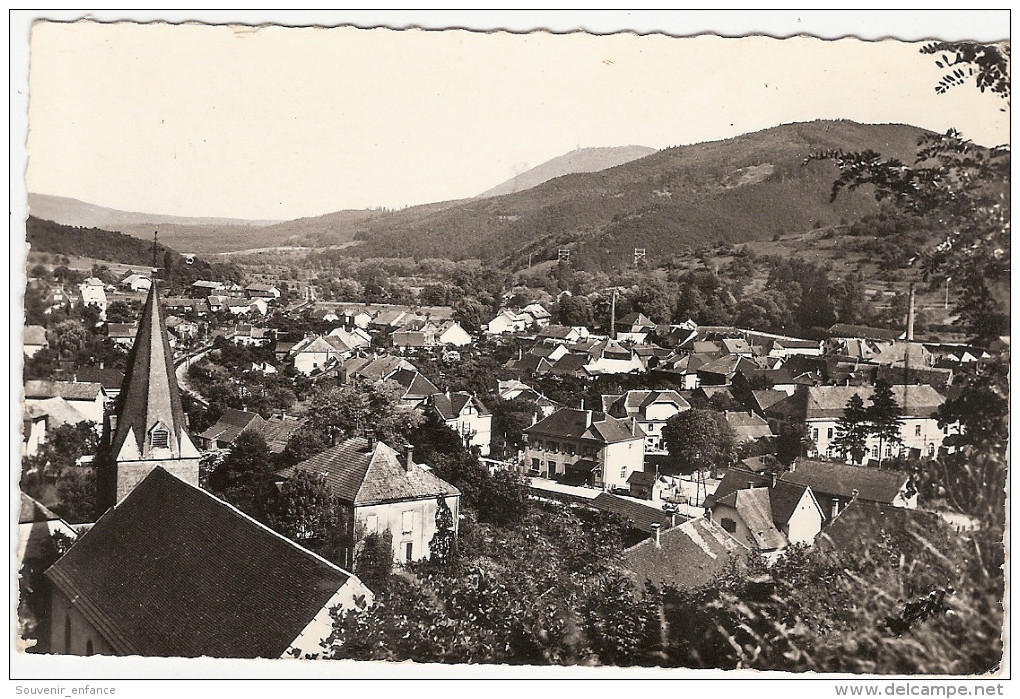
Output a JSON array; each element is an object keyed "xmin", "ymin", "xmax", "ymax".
[{"xmin": 151, "ymin": 425, "xmax": 170, "ymax": 450}]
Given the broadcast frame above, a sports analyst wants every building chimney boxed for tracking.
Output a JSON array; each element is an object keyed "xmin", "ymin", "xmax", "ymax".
[
  {"xmin": 366, "ymin": 430, "xmax": 376, "ymax": 451},
  {"xmin": 906, "ymin": 282, "xmax": 916, "ymax": 342},
  {"xmin": 832, "ymin": 498, "xmax": 841, "ymax": 518},
  {"xmin": 771, "ymin": 472, "xmax": 777, "ymax": 488},
  {"xmin": 651, "ymin": 522, "xmax": 661, "ymax": 548},
  {"xmin": 585, "ymin": 410, "xmax": 593, "ymax": 427},
  {"xmin": 403, "ymin": 444, "xmax": 414, "ymax": 470},
  {"xmin": 631, "ymin": 418, "xmax": 637, "ymax": 436}
]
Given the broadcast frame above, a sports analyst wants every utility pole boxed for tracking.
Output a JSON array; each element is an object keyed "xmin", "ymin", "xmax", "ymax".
[{"xmin": 945, "ymin": 277, "xmax": 952, "ymax": 310}]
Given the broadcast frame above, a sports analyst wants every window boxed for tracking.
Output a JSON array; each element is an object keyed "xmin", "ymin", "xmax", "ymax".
[
  {"xmin": 405, "ymin": 542, "xmax": 413, "ymax": 562},
  {"xmin": 620, "ymin": 465, "xmax": 627, "ymax": 479},
  {"xmin": 402, "ymin": 510, "xmax": 414, "ymax": 534},
  {"xmin": 811, "ymin": 428, "xmax": 819, "ymax": 441},
  {"xmin": 885, "ymin": 444, "xmax": 892, "ymax": 457},
  {"xmin": 721, "ymin": 518, "xmax": 737, "ymax": 533},
  {"xmin": 872, "ymin": 446, "xmax": 879, "ymax": 458},
  {"xmin": 365, "ymin": 514, "xmax": 378, "ymax": 533},
  {"xmin": 929, "ymin": 443, "xmax": 936, "ymax": 456},
  {"xmin": 548, "ymin": 461, "xmax": 557, "ymax": 474},
  {"xmin": 150, "ymin": 427, "xmax": 169, "ymax": 450},
  {"xmin": 827, "ymin": 428, "xmax": 833, "ymax": 439},
  {"xmin": 531, "ymin": 458, "xmax": 540, "ymax": 471},
  {"xmin": 915, "ymin": 425, "xmax": 922, "ymax": 437}
]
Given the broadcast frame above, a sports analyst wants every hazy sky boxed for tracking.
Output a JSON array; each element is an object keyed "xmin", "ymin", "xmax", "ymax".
[{"xmin": 23, "ymin": 14, "xmax": 1010, "ymax": 221}]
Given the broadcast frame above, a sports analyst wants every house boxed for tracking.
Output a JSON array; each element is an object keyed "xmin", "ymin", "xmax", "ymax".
[
  {"xmin": 260, "ymin": 415, "xmax": 307, "ymax": 454},
  {"xmin": 107, "ymin": 323, "xmax": 138, "ymax": 348},
  {"xmin": 120, "ymin": 274, "xmax": 152, "ymax": 293},
  {"xmin": 427, "ymin": 391, "xmax": 492, "ymax": 455},
  {"xmin": 584, "ymin": 338, "xmax": 646, "ymax": 375},
  {"xmin": 485, "ymin": 309, "xmax": 530, "ymax": 335},
  {"xmin": 436, "ymin": 320, "xmax": 472, "ymax": 347},
  {"xmin": 521, "ymin": 303, "xmax": 552, "ymax": 328},
  {"xmin": 291, "ymin": 335, "xmax": 355, "ymax": 375},
  {"xmin": 723, "ymin": 411, "xmax": 775, "ymax": 445},
  {"xmin": 78, "ymin": 279, "xmax": 108, "ymax": 319},
  {"xmin": 206, "ymin": 295, "xmax": 228, "ymax": 312},
  {"xmin": 710, "ymin": 460, "xmax": 917, "ymax": 524},
  {"xmin": 282, "ymin": 437, "xmax": 460, "ymax": 566},
  {"xmin": 42, "ymin": 286, "xmax": 72, "ymax": 315},
  {"xmin": 196, "ymin": 409, "xmax": 267, "ymax": 451},
  {"xmin": 163, "ymin": 297, "xmax": 209, "ymax": 316},
  {"xmin": 764, "ymin": 384, "xmax": 951, "ymax": 462},
  {"xmin": 245, "ymin": 283, "xmax": 281, "ymax": 300},
  {"xmin": 22, "ymin": 397, "xmax": 91, "ymax": 458},
  {"xmin": 23, "ymin": 325, "xmax": 48, "ymax": 357},
  {"xmin": 602, "ymin": 390, "xmax": 691, "ymax": 453},
  {"xmin": 189, "ymin": 280, "xmax": 223, "ymax": 298},
  {"xmin": 623, "ymin": 517, "xmax": 748, "ymax": 594},
  {"xmin": 818, "ymin": 499, "xmax": 944, "ymax": 550},
  {"xmin": 232, "ymin": 324, "xmax": 271, "ymax": 347},
  {"xmin": 537, "ymin": 324, "xmax": 588, "ymax": 344},
  {"xmin": 46, "ymin": 467, "xmax": 373, "ymax": 658},
  {"xmin": 618, "ymin": 312, "xmax": 658, "ymax": 338},
  {"xmin": 651, "ymin": 352, "xmax": 703, "ymax": 390},
  {"xmin": 70, "ymin": 367, "xmax": 125, "ymax": 401},
  {"xmin": 24, "ymin": 380, "xmax": 106, "ymax": 425},
  {"xmin": 709, "ymin": 479, "xmax": 824, "ymax": 553},
  {"xmin": 392, "ymin": 324, "xmax": 438, "ymax": 350},
  {"xmin": 328, "ymin": 326, "xmax": 371, "ymax": 350},
  {"xmin": 344, "ymin": 355, "xmax": 416, "ymax": 382},
  {"xmin": 523, "ymin": 408, "xmax": 645, "ymax": 491},
  {"xmin": 386, "ymin": 368, "xmax": 441, "ymax": 408},
  {"xmin": 696, "ymin": 354, "xmax": 761, "ymax": 386}
]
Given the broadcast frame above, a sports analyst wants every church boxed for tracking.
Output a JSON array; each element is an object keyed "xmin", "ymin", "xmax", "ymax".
[{"xmin": 42, "ymin": 279, "xmax": 374, "ymax": 657}]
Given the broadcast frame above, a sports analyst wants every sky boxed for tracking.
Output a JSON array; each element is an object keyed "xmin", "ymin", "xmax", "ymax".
[{"xmin": 19, "ymin": 11, "xmax": 1011, "ymax": 221}]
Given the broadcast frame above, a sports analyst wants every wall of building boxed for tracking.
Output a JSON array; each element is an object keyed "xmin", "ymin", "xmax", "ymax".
[
  {"xmin": 285, "ymin": 576, "xmax": 374, "ymax": 658},
  {"xmin": 601, "ymin": 438, "xmax": 644, "ymax": 491},
  {"xmin": 711, "ymin": 503, "xmax": 758, "ymax": 551},
  {"xmin": 355, "ymin": 494, "xmax": 461, "ymax": 564},
  {"xmin": 808, "ymin": 416, "xmax": 952, "ymax": 461},
  {"xmin": 115, "ymin": 457, "xmax": 201, "ymax": 504},
  {"xmin": 50, "ymin": 589, "xmax": 117, "ymax": 656},
  {"xmin": 784, "ymin": 493, "xmax": 824, "ymax": 545}
]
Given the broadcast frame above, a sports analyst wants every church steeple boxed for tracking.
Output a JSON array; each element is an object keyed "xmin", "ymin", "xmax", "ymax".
[{"xmin": 101, "ymin": 277, "xmax": 200, "ymax": 507}]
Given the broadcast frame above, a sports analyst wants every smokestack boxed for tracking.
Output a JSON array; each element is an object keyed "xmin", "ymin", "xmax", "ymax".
[
  {"xmin": 906, "ymin": 282, "xmax": 916, "ymax": 341},
  {"xmin": 651, "ymin": 522, "xmax": 661, "ymax": 548},
  {"xmin": 610, "ymin": 288, "xmax": 617, "ymax": 339}
]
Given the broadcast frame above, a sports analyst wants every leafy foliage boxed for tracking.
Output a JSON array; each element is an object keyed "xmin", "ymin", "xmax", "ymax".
[
  {"xmin": 206, "ymin": 431, "xmax": 275, "ymax": 517},
  {"xmin": 866, "ymin": 379, "xmax": 904, "ymax": 464},
  {"xmin": 662, "ymin": 409, "xmax": 736, "ymax": 473},
  {"xmin": 356, "ymin": 530, "xmax": 394, "ymax": 593},
  {"xmin": 833, "ymin": 392, "xmax": 869, "ymax": 465},
  {"xmin": 428, "ymin": 495, "xmax": 458, "ymax": 566},
  {"xmin": 261, "ymin": 468, "xmax": 351, "ymax": 566}
]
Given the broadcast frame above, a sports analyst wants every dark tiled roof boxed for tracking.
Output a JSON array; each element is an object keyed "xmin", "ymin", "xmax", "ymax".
[
  {"xmin": 819, "ymin": 500, "xmax": 943, "ymax": 550},
  {"xmin": 19, "ymin": 492, "xmax": 63, "ymax": 524},
  {"xmin": 108, "ymin": 282, "xmax": 190, "ymax": 462},
  {"xmin": 803, "ymin": 385, "xmax": 945, "ymax": 420},
  {"xmin": 24, "ymin": 380, "xmax": 103, "ymax": 401},
  {"xmin": 199, "ymin": 410, "xmax": 264, "ymax": 444},
  {"xmin": 623, "ymin": 517, "xmax": 747, "ymax": 591},
  {"xmin": 767, "ymin": 480, "xmax": 812, "ymax": 525},
  {"xmin": 828, "ymin": 324, "xmax": 902, "ymax": 342},
  {"xmin": 590, "ymin": 493, "xmax": 673, "ymax": 533},
  {"xmin": 284, "ymin": 438, "xmax": 459, "ymax": 506},
  {"xmin": 107, "ymin": 323, "xmax": 138, "ymax": 338},
  {"xmin": 73, "ymin": 367, "xmax": 126, "ymax": 392},
  {"xmin": 549, "ymin": 353, "xmax": 589, "ymax": 376},
  {"xmin": 716, "ymin": 488, "xmax": 788, "ymax": 550},
  {"xmin": 784, "ymin": 459, "xmax": 910, "ymax": 505},
  {"xmin": 45, "ymin": 468, "xmax": 359, "ymax": 658},
  {"xmin": 260, "ymin": 416, "xmax": 306, "ymax": 454}
]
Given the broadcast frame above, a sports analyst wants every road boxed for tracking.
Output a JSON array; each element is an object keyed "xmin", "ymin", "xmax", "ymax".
[{"xmin": 174, "ymin": 346, "xmax": 213, "ymax": 406}]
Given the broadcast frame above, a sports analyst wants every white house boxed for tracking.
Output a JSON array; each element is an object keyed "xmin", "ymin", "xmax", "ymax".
[
  {"xmin": 485, "ymin": 310, "xmax": 529, "ymax": 335},
  {"xmin": 121, "ymin": 274, "xmax": 152, "ymax": 293},
  {"xmin": 436, "ymin": 321, "xmax": 472, "ymax": 347},
  {"xmin": 601, "ymin": 390, "xmax": 691, "ymax": 453},
  {"xmin": 290, "ymin": 335, "xmax": 354, "ymax": 375},
  {"xmin": 428, "ymin": 391, "xmax": 493, "ymax": 455},
  {"xmin": 78, "ymin": 279, "xmax": 108, "ymax": 320},
  {"xmin": 523, "ymin": 408, "xmax": 645, "ymax": 491}
]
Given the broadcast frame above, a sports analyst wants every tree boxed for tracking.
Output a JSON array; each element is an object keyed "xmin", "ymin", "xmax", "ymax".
[
  {"xmin": 556, "ymin": 294, "xmax": 594, "ymax": 327},
  {"xmin": 452, "ymin": 297, "xmax": 488, "ymax": 332},
  {"xmin": 261, "ymin": 468, "xmax": 351, "ymax": 566},
  {"xmin": 866, "ymin": 380, "xmax": 903, "ymax": 465},
  {"xmin": 428, "ymin": 495, "xmax": 457, "ymax": 565},
  {"xmin": 833, "ymin": 393, "xmax": 870, "ymax": 465},
  {"xmin": 207, "ymin": 431, "xmax": 274, "ymax": 517},
  {"xmin": 356, "ymin": 530, "xmax": 394, "ymax": 592},
  {"xmin": 304, "ymin": 379, "xmax": 424, "ymax": 448},
  {"xmin": 662, "ymin": 409, "xmax": 736, "ymax": 474}
]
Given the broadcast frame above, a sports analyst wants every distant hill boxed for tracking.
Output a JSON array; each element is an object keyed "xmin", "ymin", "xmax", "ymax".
[
  {"xmin": 476, "ymin": 145, "xmax": 657, "ymax": 199},
  {"xmin": 25, "ymin": 215, "xmax": 225, "ymax": 280},
  {"xmin": 344, "ymin": 120, "xmax": 935, "ymax": 270},
  {"xmin": 27, "ymin": 193, "xmax": 279, "ymax": 229}
]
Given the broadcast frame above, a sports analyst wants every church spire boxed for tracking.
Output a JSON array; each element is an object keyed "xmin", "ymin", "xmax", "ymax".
[{"xmin": 102, "ymin": 276, "xmax": 200, "ymax": 507}]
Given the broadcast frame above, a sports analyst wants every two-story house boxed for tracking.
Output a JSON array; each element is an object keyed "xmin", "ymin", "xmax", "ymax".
[
  {"xmin": 601, "ymin": 390, "xmax": 691, "ymax": 453},
  {"xmin": 427, "ymin": 391, "xmax": 493, "ymax": 455},
  {"xmin": 523, "ymin": 408, "xmax": 645, "ymax": 491},
  {"xmin": 282, "ymin": 437, "xmax": 460, "ymax": 567}
]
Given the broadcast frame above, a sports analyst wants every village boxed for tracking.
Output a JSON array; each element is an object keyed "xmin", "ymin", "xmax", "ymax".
[{"xmin": 18, "ymin": 253, "xmax": 1004, "ymax": 663}]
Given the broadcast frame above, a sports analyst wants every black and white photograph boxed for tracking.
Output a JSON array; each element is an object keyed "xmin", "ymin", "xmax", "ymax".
[{"xmin": 10, "ymin": 10, "xmax": 1010, "ymax": 687}]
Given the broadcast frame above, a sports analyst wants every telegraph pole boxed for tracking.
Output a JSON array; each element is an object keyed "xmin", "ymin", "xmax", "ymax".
[{"xmin": 609, "ymin": 288, "xmax": 617, "ymax": 339}]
